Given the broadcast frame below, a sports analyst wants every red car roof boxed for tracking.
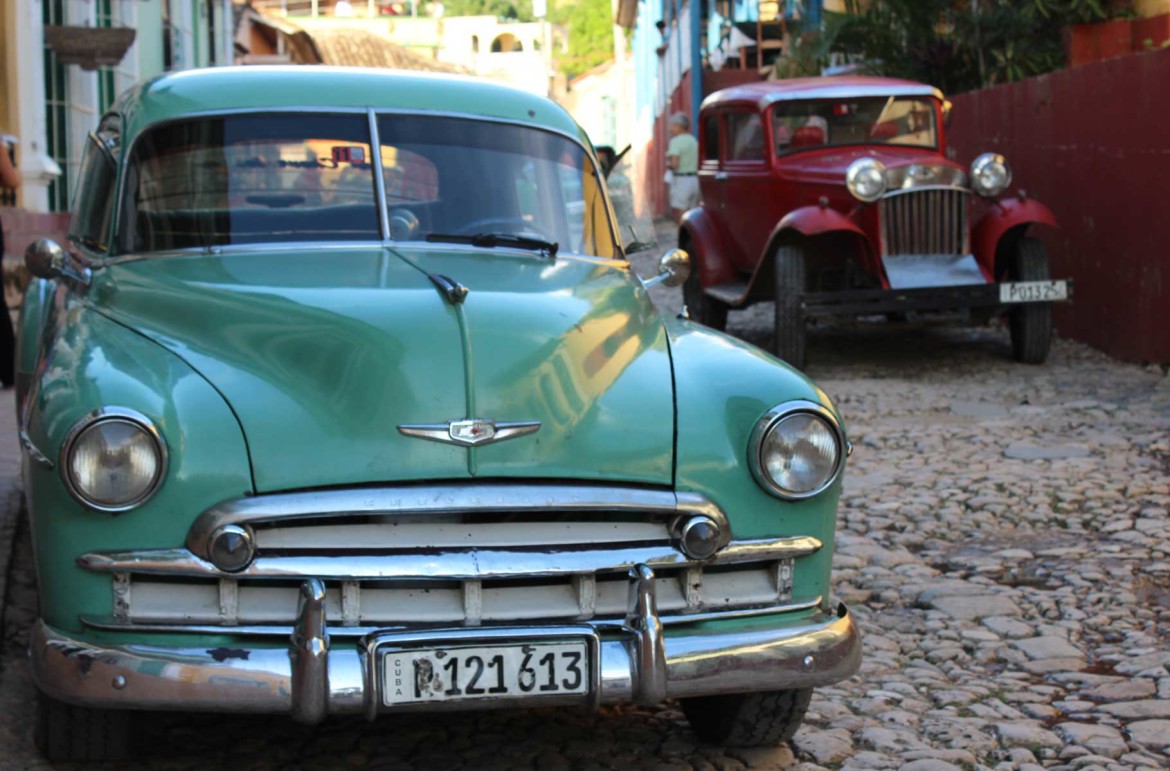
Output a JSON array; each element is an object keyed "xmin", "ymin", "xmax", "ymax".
[{"xmin": 702, "ymin": 76, "xmax": 945, "ymax": 112}]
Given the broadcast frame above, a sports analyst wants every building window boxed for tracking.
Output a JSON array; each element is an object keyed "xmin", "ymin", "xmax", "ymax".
[
  {"xmin": 43, "ymin": 0, "xmax": 70, "ymax": 212},
  {"xmin": 471, "ymin": 34, "xmax": 479, "ymax": 53}
]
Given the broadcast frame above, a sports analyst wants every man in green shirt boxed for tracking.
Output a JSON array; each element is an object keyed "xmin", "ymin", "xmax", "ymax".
[{"xmin": 666, "ymin": 112, "xmax": 699, "ymax": 223}]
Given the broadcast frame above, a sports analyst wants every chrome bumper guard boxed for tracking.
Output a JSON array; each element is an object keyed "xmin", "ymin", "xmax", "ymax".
[{"xmin": 32, "ymin": 568, "xmax": 861, "ymax": 721}]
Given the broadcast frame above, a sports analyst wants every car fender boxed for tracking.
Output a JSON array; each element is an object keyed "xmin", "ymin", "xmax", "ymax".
[
  {"xmin": 972, "ymin": 198, "xmax": 1059, "ymax": 276},
  {"xmin": 666, "ymin": 317, "xmax": 846, "ymax": 607},
  {"xmin": 679, "ymin": 208, "xmax": 738, "ymax": 287},
  {"xmin": 773, "ymin": 205, "xmax": 868, "ymax": 242},
  {"xmin": 23, "ymin": 303, "xmax": 253, "ymax": 634},
  {"xmin": 741, "ymin": 206, "xmax": 874, "ymax": 302}
]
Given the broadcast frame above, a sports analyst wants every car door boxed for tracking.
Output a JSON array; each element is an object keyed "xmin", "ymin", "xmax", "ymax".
[
  {"xmin": 697, "ymin": 108, "xmax": 726, "ymax": 233},
  {"xmin": 718, "ymin": 109, "xmax": 774, "ymax": 273}
]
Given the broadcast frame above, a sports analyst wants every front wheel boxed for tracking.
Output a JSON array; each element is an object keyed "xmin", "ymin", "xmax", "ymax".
[
  {"xmin": 680, "ymin": 688, "xmax": 813, "ymax": 747},
  {"xmin": 682, "ymin": 259, "xmax": 728, "ymax": 331},
  {"xmin": 35, "ymin": 690, "xmax": 130, "ymax": 762},
  {"xmin": 773, "ymin": 244, "xmax": 807, "ymax": 369},
  {"xmin": 1007, "ymin": 238, "xmax": 1053, "ymax": 364}
]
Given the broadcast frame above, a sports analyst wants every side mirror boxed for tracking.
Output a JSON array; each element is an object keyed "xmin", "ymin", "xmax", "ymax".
[
  {"xmin": 643, "ymin": 248, "xmax": 691, "ymax": 288},
  {"xmin": 25, "ymin": 238, "xmax": 66, "ymax": 280},
  {"xmin": 24, "ymin": 238, "xmax": 90, "ymax": 284}
]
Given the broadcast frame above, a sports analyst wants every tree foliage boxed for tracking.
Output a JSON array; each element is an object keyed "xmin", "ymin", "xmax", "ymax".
[
  {"xmin": 549, "ymin": 0, "xmax": 615, "ymax": 80},
  {"xmin": 830, "ymin": 0, "xmax": 1131, "ymax": 94},
  {"xmin": 441, "ymin": 0, "xmax": 533, "ymax": 21}
]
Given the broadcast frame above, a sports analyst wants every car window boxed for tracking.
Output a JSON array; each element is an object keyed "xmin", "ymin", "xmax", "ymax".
[
  {"xmin": 376, "ymin": 114, "xmax": 617, "ymax": 259},
  {"xmin": 120, "ymin": 114, "xmax": 380, "ymax": 252},
  {"xmin": 727, "ymin": 112, "xmax": 765, "ymax": 162},
  {"xmin": 69, "ymin": 127, "xmax": 119, "ymax": 253},
  {"xmin": 773, "ymin": 97, "xmax": 938, "ymax": 155},
  {"xmin": 701, "ymin": 113, "xmax": 719, "ymax": 162},
  {"xmin": 381, "ymin": 146, "xmax": 439, "ymax": 204}
]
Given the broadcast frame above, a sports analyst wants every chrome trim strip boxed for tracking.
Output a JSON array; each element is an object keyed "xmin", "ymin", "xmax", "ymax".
[
  {"xmin": 748, "ymin": 400, "xmax": 847, "ymax": 501},
  {"xmin": 58, "ymin": 407, "xmax": 168, "ymax": 513},
  {"xmin": 78, "ymin": 536, "xmax": 822, "ymax": 581},
  {"xmin": 881, "ymin": 184, "xmax": 970, "ymax": 199},
  {"xmin": 78, "ymin": 598, "xmax": 825, "ymax": 636},
  {"xmin": 185, "ymin": 484, "xmax": 726, "ymax": 561},
  {"xmin": 18, "ymin": 430, "xmax": 54, "ymax": 469},
  {"xmin": 368, "ymin": 108, "xmax": 391, "ymax": 242},
  {"xmin": 398, "ymin": 419, "xmax": 540, "ymax": 447},
  {"xmin": 35, "ymin": 604, "xmax": 861, "ymax": 716}
]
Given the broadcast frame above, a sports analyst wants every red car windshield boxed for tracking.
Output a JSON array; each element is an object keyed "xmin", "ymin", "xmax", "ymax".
[{"xmin": 772, "ymin": 96, "xmax": 938, "ymax": 155}]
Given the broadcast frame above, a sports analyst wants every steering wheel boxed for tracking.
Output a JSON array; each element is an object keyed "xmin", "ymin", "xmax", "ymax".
[
  {"xmin": 388, "ymin": 208, "xmax": 420, "ymax": 240},
  {"xmin": 455, "ymin": 216, "xmax": 556, "ymax": 244}
]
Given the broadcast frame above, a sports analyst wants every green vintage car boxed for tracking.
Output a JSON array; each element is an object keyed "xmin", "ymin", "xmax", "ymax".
[{"xmin": 17, "ymin": 67, "xmax": 860, "ymax": 761}]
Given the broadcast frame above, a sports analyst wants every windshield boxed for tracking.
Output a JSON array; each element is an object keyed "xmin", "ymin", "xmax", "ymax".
[
  {"xmin": 377, "ymin": 114, "xmax": 616, "ymax": 259},
  {"xmin": 119, "ymin": 112, "xmax": 617, "ymax": 259},
  {"xmin": 773, "ymin": 97, "xmax": 938, "ymax": 155}
]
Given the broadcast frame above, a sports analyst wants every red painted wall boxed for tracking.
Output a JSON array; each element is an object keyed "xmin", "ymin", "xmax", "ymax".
[{"xmin": 948, "ymin": 48, "xmax": 1170, "ymax": 363}]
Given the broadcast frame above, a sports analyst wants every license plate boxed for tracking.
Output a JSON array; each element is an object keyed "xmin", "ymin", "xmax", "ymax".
[
  {"xmin": 380, "ymin": 641, "xmax": 590, "ymax": 706},
  {"xmin": 1000, "ymin": 280, "xmax": 1069, "ymax": 303}
]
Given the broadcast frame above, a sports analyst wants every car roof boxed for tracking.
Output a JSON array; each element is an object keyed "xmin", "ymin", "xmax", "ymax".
[
  {"xmin": 701, "ymin": 76, "xmax": 944, "ymax": 112},
  {"xmin": 111, "ymin": 66, "xmax": 588, "ymax": 145}
]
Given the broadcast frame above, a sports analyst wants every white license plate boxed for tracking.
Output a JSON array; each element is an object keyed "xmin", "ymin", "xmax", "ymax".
[
  {"xmin": 381, "ymin": 641, "xmax": 589, "ymax": 706},
  {"xmin": 1000, "ymin": 280, "xmax": 1069, "ymax": 304}
]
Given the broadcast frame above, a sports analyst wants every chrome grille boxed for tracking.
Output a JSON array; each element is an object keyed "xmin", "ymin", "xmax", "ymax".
[
  {"xmin": 879, "ymin": 188, "xmax": 970, "ymax": 257},
  {"xmin": 81, "ymin": 485, "xmax": 822, "ymax": 635},
  {"xmin": 120, "ymin": 562, "xmax": 793, "ymax": 628}
]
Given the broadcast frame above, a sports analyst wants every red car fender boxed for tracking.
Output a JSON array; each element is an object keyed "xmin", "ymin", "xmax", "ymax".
[
  {"xmin": 679, "ymin": 208, "xmax": 738, "ymax": 287},
  {"xmin": 972, "ymin": 198, "xmax": 1059, "ymax": 277},
  {"xmin": 773, "ymin": 205, "xmax": 868, "ymax": 241}
]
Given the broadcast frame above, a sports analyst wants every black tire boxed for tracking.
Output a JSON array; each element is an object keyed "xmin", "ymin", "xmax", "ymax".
[
  {"xmin": 681, "ymin": 256, "xmax": 728, "ymax": 331},
  {"xmin": 773, "ymin": 244, "xmax": 807, "ymax": 369},
  {"xmin": 35, "ymin": 690, "xmax": 130, "ymax": 762},
  {"xmin": 681, "ymin": 688, "xmax": 813, "ymax": 747},
  {"xmin": 1008, "ymin": 237, "xmax": 1052, "ymax": 364}
]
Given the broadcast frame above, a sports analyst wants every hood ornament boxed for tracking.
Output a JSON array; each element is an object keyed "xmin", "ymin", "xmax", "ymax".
[{"xmin": 398, "ymin": 419, "xmax": 541, "ymax": 447}]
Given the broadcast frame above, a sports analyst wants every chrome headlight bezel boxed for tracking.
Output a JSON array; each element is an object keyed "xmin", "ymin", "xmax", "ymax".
[
  {"xmin": 749, "ymin": 400, "xmax": 847, "ymax": 501},
  {"xmin": 970, "ymin": 152, "xmax": 1012, "ymax": 198},
  {"xmin": 845, "ymin": 158, "xmax": 888, "ymax": 203},
  {"xmin": 60, "ymin": 407, "xmax": 168, "ymax": 513}
]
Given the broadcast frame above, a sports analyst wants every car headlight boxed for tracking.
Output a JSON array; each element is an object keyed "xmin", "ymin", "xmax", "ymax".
[
  {"xmin": 749, "ymin": 402, "xmax": 845, "ymax": 500},
  {"xmin": 62, "ymin": 409, "xmax": 166, "ymax": 512},
  {"xmin": 970, "ymin": 152, "xmax": 1011, "ymax": 197},
  {"xmin": 845, "ymin": 158, "xmax": 887, "ymax": 203}
]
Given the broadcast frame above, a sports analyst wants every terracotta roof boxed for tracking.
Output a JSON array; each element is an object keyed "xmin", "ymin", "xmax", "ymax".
[{"xmin": 308, "ymin": 27, "xmax": 466, "ymax": 73}]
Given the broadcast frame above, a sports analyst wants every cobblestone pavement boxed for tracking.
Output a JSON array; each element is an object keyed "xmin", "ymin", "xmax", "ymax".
[{"xmin": 0, "ymin": 239, "xmax": 1167, "ymax": 769}]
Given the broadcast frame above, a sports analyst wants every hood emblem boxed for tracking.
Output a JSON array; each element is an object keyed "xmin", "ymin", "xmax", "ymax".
[{"xmin": 398, "ymin": 419, "xmax": 541, "ymax": 447}]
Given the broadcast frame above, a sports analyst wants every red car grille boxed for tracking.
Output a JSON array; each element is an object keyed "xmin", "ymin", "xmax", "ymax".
[{"xmin": 879, "ymin": 188, "xmax": 970, "ymax": 257}]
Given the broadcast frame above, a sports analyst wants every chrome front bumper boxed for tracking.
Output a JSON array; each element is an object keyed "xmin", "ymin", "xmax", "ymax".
[{"xmin": 32, "ymin": 572, "xmax": 861, "ymax": 721}]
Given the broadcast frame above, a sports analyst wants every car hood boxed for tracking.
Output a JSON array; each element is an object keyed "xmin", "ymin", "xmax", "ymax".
[
  {"xmin": 92, "ymin": 246, "xmax": 674, "ymax": 492},
  {"xmin": 777, "ymin": 146, "xmax": 963, "ymax": 185}
]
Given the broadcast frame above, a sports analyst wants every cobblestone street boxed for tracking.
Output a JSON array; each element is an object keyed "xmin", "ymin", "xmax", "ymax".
[{"xmin": 0, "ymin": 244, "xmax": 1167, "ymax": 769}]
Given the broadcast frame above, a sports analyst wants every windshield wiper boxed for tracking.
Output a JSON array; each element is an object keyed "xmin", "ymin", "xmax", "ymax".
[{"xmin": 426, "ymin": 232, "xmax": 559, "ymax": 258}]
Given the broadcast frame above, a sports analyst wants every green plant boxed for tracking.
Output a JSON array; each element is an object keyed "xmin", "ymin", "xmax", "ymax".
[{"xmin": 831, "ymin": 0, "xmax": 1134, "ymax": 93}]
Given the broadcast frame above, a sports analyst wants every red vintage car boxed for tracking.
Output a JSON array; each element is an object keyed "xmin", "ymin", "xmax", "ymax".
[{"xmin": 679, "ymin": 76, "xmax": 1069, "ymax": 368}]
